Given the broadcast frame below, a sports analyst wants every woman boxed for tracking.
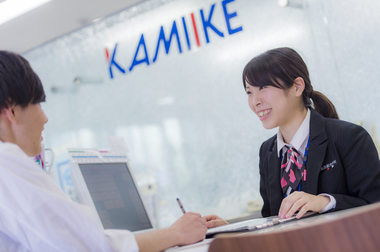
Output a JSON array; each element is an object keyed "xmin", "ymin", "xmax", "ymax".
[{"xmin": 203, "ymin": 47, "xmax": 380, "ymax": 227}]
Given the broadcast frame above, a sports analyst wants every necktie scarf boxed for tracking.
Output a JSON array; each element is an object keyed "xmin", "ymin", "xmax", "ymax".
[{"xmin": 280, "ymin": 146, "xmax": 305, "ymax": 195}]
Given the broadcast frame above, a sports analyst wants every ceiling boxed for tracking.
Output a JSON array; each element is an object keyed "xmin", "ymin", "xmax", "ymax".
[{"xmin": 0, "ymin": 0, "xmax": 145, "ymax": 54}]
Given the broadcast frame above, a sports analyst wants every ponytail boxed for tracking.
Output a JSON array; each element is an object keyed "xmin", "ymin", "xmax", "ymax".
[
  {"xmin": 242, "ymin": 47, "xmax": 339, "ymax": 120},
  {"xmin": 309, "ymin": 91, "xmax": 339, "ymax": 119}
]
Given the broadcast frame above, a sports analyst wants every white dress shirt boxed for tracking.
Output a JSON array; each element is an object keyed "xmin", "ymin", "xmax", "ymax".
[
  {"xmin": 0, "ymin": 141, "xmax": 139, "ymax": 252},
  {"xmin": 276, "ymin": 109, "xmax": 336, "ymax": 213}
]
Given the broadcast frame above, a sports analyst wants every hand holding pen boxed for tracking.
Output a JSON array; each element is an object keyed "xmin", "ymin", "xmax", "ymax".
[
  {"xmin": 171, "ymin": 198, "xmax": 208, "ymax": 244},
  {"xmin": 176, "ymin": 198, "xmax": 228, "ymax": 228}
]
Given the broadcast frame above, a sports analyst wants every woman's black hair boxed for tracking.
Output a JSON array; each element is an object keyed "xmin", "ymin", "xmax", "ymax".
[
  {"xmin": 242, "ymin": 47, "xmax": 339, "ymax": 119},
  {"xmin": 0, "ymin": 51, "xmax": 46, "ymax": 112}
]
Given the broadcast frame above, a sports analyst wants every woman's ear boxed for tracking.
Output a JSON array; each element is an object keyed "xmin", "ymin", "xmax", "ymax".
[{"xmin": 293, "ymin": 77, "xmax": 305, "ymax": 97}]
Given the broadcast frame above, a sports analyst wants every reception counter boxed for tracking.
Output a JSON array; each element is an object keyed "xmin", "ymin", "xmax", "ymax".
[{"xmin": 167, "ymin": 202, "xmax": 380, "ymax": 252}]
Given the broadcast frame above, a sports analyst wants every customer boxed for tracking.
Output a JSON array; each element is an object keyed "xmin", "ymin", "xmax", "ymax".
[{"xmin": 0, "ymin": 50, "xmax": 207, "ymax": 252}]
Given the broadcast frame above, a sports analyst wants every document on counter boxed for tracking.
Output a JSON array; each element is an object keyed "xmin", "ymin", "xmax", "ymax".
[{"xmin": 205, "ymin": 212, "xmax": 316, "ymax": 238}]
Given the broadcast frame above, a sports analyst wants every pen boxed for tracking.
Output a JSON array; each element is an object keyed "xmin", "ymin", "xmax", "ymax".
[{"xmin": 176, "ymin": 198, "xmax": 186, "ymax": 214}]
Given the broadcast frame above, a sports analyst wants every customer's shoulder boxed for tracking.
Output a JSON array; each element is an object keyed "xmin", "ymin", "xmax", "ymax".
[{"xmin": 0, "ymin": 141, "xmax": 29, "ymax": 159}]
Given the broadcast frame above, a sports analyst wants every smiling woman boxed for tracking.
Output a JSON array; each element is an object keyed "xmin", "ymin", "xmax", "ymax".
[
  {"xmin": 242, "ymin": 47, "xmax": 380, "ymax": 219},
  {"xmin": 245, "ymin": 84, "xmax": 306, "ymax": 133},
  {"xmin": 202, "ymin": 47, "xmax": 380, "ymax": 228},
  {"xmin": 242, "ymin": 47, "xmax": 339, "ymax": 123}
]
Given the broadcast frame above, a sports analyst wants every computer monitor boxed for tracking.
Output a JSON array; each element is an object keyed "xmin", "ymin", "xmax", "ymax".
[{"xmin": 70, "ymin": 156, "xmax": 154, "ymax": 233}]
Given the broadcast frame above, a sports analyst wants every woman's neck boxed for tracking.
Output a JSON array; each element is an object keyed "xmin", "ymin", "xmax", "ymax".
[{"xmin": 279, "ymin": 107, "xmax": 308, "ymax": 144}]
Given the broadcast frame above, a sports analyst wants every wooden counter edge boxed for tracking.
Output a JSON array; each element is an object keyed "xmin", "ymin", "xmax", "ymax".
[{"xmin": 208, "ymin": 202, "xmax": 380, "ymax": 252}]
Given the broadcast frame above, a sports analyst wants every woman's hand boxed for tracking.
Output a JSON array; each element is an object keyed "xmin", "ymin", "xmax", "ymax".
[
  {"xmin": 279, "ymin": 191, "xmax": 330, "ymax": 219},
  {"xmin": 201, "ymin": 214, "xmax": 229, "ymax": 228}
]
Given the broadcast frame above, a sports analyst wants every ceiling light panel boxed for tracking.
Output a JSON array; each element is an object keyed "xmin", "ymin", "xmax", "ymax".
[{"xmin": 0, "ymin": 0, "xmax": 51, "ymax": 26}]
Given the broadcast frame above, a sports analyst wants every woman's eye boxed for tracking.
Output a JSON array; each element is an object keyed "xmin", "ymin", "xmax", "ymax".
[
  {"xmin": 246, "ymin": 91, "xmax": 251, "ymax": 95},
  {"xmin": 259, "ymin": 86, "xmax": 266, "ymax": 90}
]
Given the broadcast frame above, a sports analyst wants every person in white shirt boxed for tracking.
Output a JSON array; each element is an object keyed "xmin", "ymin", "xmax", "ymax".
[{"xmin": 0, "ymin": 50, "xmax": 207, "ymax": 252}]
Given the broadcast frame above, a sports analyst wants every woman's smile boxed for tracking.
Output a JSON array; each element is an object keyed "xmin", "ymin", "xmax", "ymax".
[{"xmin": 257, "ymin": 109, "xmax": 272, "ymax": 121}]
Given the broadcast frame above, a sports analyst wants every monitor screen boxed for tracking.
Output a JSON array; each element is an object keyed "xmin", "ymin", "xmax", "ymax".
[{"xmin": 78, "ymin": 163, "xmax": 152, "ymax": 231}]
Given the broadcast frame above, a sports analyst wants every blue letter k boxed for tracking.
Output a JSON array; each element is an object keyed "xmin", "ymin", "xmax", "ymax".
[
  {"xmin": 200, "ymin": 4, "xmax": 224, "ymax": 43},
  {"xmin": 109, "ymin": 44, "xmax": 126, "ymax": 79}
]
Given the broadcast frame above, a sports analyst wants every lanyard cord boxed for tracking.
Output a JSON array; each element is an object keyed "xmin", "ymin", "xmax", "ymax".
[
  {"xmin": 303, "ymin": 137, "xmax": 310, "ymax": 165},
  {"xmin": 282, "ymin": 137, "xmax": 310, "ymax": 197}
]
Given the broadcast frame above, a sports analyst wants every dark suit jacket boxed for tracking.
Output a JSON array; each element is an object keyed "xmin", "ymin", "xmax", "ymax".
[{"xmin": 259, "ymin": 108, "xmax": 380, "ymax": 217}]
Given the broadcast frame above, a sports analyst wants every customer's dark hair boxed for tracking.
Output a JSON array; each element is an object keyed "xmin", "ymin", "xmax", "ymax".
[
  {"xmin": 0, "ymin": 51, "xmax": 45, "ymax": 112},
  {"xmin": 242, "ymin": 47, "xmax": 339, "ymax": 119}
]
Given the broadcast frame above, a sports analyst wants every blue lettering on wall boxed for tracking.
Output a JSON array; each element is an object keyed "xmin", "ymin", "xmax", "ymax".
[
  {"xmin": 200, "ymin": 4, "xmax": 224, "ymax": 43},
  {"xmin": 153, "ymin": 21, "xmax": 182, "ymax": 63},
  {"xmin": 129, "ymin": 34, "xmax": 150, "ymax": 72},
  {"xmin": 182, "ymin": 17, "xmax": 191, "ymax": 51},
  {"xmin": 222, "ymin": 0, "xmax": 243, "ymax": 35},
  {"xmin": 106, "ymin": 0, "xmax": 243, "ymax": 79},
  {"xmin": 109, "ymin": 44, "xmax": 126, "ymax": 79}
]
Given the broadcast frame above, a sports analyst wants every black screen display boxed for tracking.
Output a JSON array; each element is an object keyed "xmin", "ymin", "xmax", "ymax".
[{"xmin": 79, "ymin": 163, "xmax": 152, "ymax": 231}]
